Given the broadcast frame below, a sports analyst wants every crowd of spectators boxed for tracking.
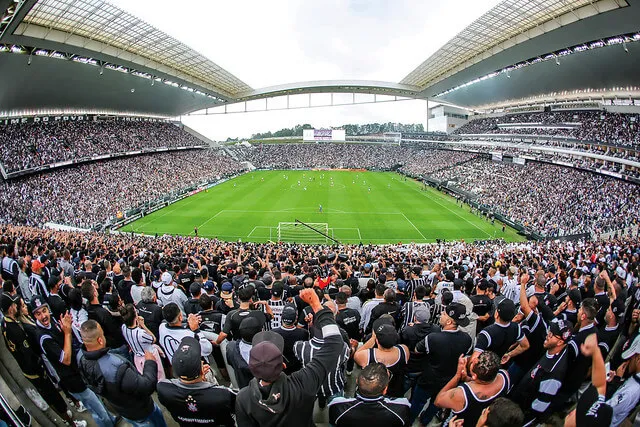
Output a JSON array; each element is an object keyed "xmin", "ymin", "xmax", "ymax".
[
  {"xmin": 243, "ymin": 143, "xmax": 417, "ymax": 169},
  {"xmin": 398, "ymin": 150, "xmax": 477, "ymax": 177},
  {"xmin": 430, "ymin": 158, "xmax": 640, "ymax": 237},
  {"xmin": 0, "ymin": 225, "xmax": 639, "ymax": 426},
  {"xmin": 454, "ymin": 111, "xmax": 640, "ymax": 148},
  {"xmin": 0, "ymin": 150, "xmax": 244, "ymax": 229},
  {"xmin": 0, "ymin": 120, "xmax": 201, "ymax": 173}
]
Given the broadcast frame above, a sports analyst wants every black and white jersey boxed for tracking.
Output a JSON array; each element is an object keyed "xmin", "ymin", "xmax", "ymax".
[
  {"xmin": 157, "ymin": 379, "xmax": 236, "ymax": 426},
  {"xmin": 29, "ymin": 273, "xmax": 47, "ymax": 297},
  {"xmin": 121, "ymin": 325, "xmax": 154, "ymax": 357},
  {"xmin": 294, "ymin": 336, "xmax": 349, "ymax": 398},
  {"xmin": 406, "ymin": 277, "xmax": 426, "ymax": 301},
  {"xmin": 266, "ymin": 299, "xmax": 288, "ymax": 330},
  {"xmin": 475, "ymin": 321, "xmax": 525, "ymax": 357},
  {"xmin": 328, "ymin": 394, "xmax": 410, "ymax": 427},
  {"xmin": 1, "ymin": 256, "xmax": 19, "ymax": 283},
  {"xmin": 158, "ymin": 324, "xmax": 213, "ymax": 363},
  {"xmin": 401, "ymin": 301, "xmax": 428, "ymax": 329}
]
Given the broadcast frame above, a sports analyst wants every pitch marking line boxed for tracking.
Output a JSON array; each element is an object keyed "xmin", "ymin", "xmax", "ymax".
[
  {"xmin": 191, "ymin": 210, "xmax": 225, "ymax": 234},
  {"xmin": 401, "ymin": 213, "xmax": 427, "ymax": 240},
  {"xmin": 247, "ymin": 226, "xmax": 271, "ymax": 238},
  {"xmin": 405, "ymin": 184, "xmax": 492, "ymax": 238}
]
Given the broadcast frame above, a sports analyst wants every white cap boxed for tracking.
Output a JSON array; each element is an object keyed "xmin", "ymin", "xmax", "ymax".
[
  {"xmin": 161, "ymin": 272, "xmax": 173, "ymax": 285},
  {"xmin": 622, "ymin": 334, "xmax": 640, "ymax": 360}
]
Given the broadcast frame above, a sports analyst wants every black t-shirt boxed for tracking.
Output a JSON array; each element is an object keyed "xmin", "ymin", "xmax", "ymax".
[
  {"xmin": 272, "ymin": 326, "xmax": 309, "ymax": 374},
  {"xmin": 136, "ymin": 301, "xmax": 163, "ymax": 338},
  {"xmin": 116, "ymin": 279, "xmax": 136, "ymax": 305},
  {"xmin": 178, "ymin": 272, "xmax": 195, "ymax": 294},
  {"xmin": 34, "ymin": 321, "xmax": 86, "ymax": 393},
  {"xmin": 157, "ymin": 379, "xmax": 236, "ymax": 426},
  {"xmin": 223, "ymin": 309, "xmax": 269, "ymax": 340},
  {"xmin": 510, "ymin": 348, "xmax": 570, "ymax": 420},
  {"xmin": 475, "ymin": 322, "xmax": 524, "ymax": 357},
  {"xmin": 199, "ymin": 309, "xmax": 225, "ymax": 334},
  {"xmin": 513, "ymin": 311, "xmax": 546, "ymax": 371},
  {"xmin": 336, "ymin": 308, "xmax": 362, "ymax": 341},
  {"xmin": 2, "ymin": 318, "xmax": 43, "ymax": 377},
  {"xmin": 47, "ymin": 294, "xmax": 68, "ymax": 320},
  {"xmin": 368, "ymin": 302, "xmax": 401, "ymax": 332},
  {"xmin": 416, "ymin": 329, "xmax": 472, "ymax": 389},
  {"xmin": 594, "ymin": 292, "xmax": 610, "ymax": 326}
]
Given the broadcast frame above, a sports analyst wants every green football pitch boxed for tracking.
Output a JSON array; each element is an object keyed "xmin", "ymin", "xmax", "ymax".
[{"xmin": 120, "ymin": 170, "xmax": 525, "ymax": 244}]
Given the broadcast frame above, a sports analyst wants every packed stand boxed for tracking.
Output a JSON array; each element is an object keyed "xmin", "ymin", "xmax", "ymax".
[
  {"xmin": 0, "ymin": 150, "xmax": 244, "ymax": 228},
  {"xmin": 243, "ymin": 143, "xmax": 417, "ymax": 169},
  {"xmin": 0, "ymin": 120, "xmax": 202, "ymax": 173},
  {"xmin": 0, "ymin": 226, "xmax": 639, "ymax": 427},
  {"xmin": 430, "ymin": 158, "xmax": 640, "ymax": 237},
  {"xmin": 454, "ymin": 111, "xmax": 640, "ymax": 148},
  {"xmin": 398, "ymin": 150, "xmax": 478, "ymax": 177}
]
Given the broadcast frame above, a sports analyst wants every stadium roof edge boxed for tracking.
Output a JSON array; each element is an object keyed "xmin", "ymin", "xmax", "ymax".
[{"xmin": 233, "ymin": 80, "xmax": 424, "ymax": 103}]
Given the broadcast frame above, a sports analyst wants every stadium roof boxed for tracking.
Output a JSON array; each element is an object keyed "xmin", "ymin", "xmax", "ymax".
[
  {"xmin": 401, "ymin": 0, "xmax": 623, "ymax": 89},
  {"xmin": 15, "ymin": 0, "xmax": 252, "ymax": 97},
  {"xmin": 0, "ymin": 0, "xmax": 639, "ymax": 116}
]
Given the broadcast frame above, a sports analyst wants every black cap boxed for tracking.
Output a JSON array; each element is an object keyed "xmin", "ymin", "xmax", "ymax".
[
  {"xmin": 548, "ymin": 318, "xmax": 573, "ymax": 341},
  {"xmin": 575, "ymin": 385, "xmax": 612, "ymax": 427},
  {"xmin": 29, "ymin": 295, "xmax": 49, "ymax": 314},
  {"xmin": 271, "ymin": 281, "xmax": 284, "ymax": 297},
  {"xmin": 172, "ymin": 337, "xmax": 202, "ymax": 381},
  {"xmin": 48, "ymin": 274, "xmax": 62, "ymax": 288},
  {"xmin": 445, "ymin": 302, "xmax": 470, "ymax": 327},
  {"xmin": 189, "ymin": 282, "xmax": 202, "ymax": 297},
  {"xmin": 568, "ymin": 288, "xmax": 582, "ymax": 306},
  {"xmin": 0, "ymin": 294, "xmax": 19, "ymax": 313},
  {"xmin": 496, "ymin": 297, "xmax": 517, "ymax": 322},
  {"xmin": 281, "ymin": 304, "xmax": 298, "ymax": 324},
  {"xmin": 374, "ymin": 323, "xmax": 399, "ymax": 348},
  {"xmin": 239, "ymin": 317, "xmax": 263, "ymax": 342}
]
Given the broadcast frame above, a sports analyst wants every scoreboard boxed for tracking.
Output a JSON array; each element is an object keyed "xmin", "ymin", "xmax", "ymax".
[{"xmin": 303, "ymin": 128, "xmax": 346, "ymax": 142}]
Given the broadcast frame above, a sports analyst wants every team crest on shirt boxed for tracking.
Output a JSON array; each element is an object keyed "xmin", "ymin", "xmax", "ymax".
[{"xmin": 186, "ymin": 395, "xmax": 197, "ymax": 412}]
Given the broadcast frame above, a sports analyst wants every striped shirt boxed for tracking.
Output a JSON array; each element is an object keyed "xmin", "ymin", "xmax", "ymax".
[
  {"xmin": 501, "ymin": 277, "xmax": 520, "ymax": 303},
  {"xmin": 427, "ymin": 299, "xmax": 445, "ymax": 325},
  {"xmin": 29, "ymin": 273, "xmax": 47, "ymax": 297},
  {"xmin": 401, "ymin": 301, "xmax": 428, "ymax": 329},
  {"xmin": 294, "ymin": 336, "xmax": 350, "ymax": 398},
  {"xmin": 266, "ymin": 299, "xmax": 288, "ymax": 330},
  {"xmin": 406, "ymin": 277, "xmax": 426, "ymax": 302},
  {"xmin": 121, "ymin": 325, "xmax": 154, "ymax": 357}
]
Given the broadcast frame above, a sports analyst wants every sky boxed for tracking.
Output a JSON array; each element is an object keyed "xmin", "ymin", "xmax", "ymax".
[{"xmin": 109, "ymin": 0, "xmax": 502, "ymax": 140}]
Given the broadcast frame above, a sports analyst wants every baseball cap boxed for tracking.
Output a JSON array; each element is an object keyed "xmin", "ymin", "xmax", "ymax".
[
  {"xmin": 444, "ymin": 270, "xmax": 455, "ymax": 282},
  {"xmin": 250, "ymin": 331, "xmax": 285, "ymax": 382},
  {"xmin": 568, "ymin": 288, "xmax": 582, "ymax": 306},
  {"xmin": 160, "ymin": 272, "xmax": 173, "ymax": 285},
  {"xmin": 548, "ymin": 319, "xmax": 573, "ymax": 341},
  {"xmin": 445, "ymin": 302, "xmax": 470, "ymax": 327},
  {"xmin": 281, "ymin": 304, "xmax": 298, "ymax": 324},
  {"xmin": 0, "ymin": 294, "xmax": 19, "ymax": 313},
  {"xmin": 621, "ymin": 333, "xmax": 640, "ymax": 360},
  {"xmin": 610, "ymin": 298, "xmax": 625, "ymax": 320},
  {"xmin": 375, "ymin": 323, "xmax": 399, "ymax": 348},
  {"xmin": 29, "ymin": 295, "xmax": 49, "ymax": 314},
  {"xmin": 271, "ymin": 281, "xmax": 284, "ymax": 297},
  {"xmin": 575, "ymin": 385, "xmax": 612, "ymax": 427},
  {"xmin": 221, "ymin": 282, "xmax": 233, "ymax": 298},
  {"xmin": 172, "ymin": 337, "xmax": 202, "ymax": 381},
  {"xmin": 203, "ymin": 281, "xmax": 214, "ymax": 292},
  {"xmin": 189, "ymin": 282, "xmax": 202, "ymax": 297},
  {"xmin": 372, "ymin": 314, "xmax": 395, "ymax": 331},
  {"xmin": 31, "ymin": 259, "xmax": 44, "ymax": 271},
  {"xmin": 414, "ymin": 306, "xmax": 430, "ymax": 323},
  {"xmin": 496, "ymin": 297, "xmax": 517, "ymax": 322},
  {"xmin": 239, "ymin": 317, "xmax": 263, "ymax": 342},
  {"xmin": 364, "ymin": 263, "xmax": 372, "ymax": 269}
]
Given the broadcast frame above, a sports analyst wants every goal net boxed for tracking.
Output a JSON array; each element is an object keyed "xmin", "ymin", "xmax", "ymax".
[{"xmin": 277, "ymin": 222, "xmax": 330, "ymax": 243}]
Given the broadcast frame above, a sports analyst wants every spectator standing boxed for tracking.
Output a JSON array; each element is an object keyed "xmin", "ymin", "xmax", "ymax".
[
  {"xmin": 77, "ymin": 320, "xmax": 166, "ymax": 426},
  {"xmin": 157, "ymin": 337, "xmax": 237, "ymax": 426}
]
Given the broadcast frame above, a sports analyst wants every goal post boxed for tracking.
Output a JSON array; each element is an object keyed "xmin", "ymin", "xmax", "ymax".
[{"xmin": 277, "ymin": 220, "xmax": 337, "ymax": 243}]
